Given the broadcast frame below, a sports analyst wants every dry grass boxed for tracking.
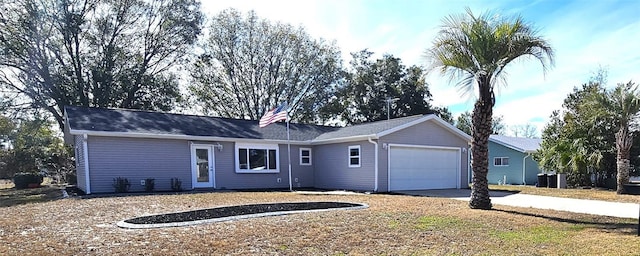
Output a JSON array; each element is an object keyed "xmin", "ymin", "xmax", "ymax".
[
  {"xmin": 0, "ymin": 186, "xmax": 63, "ymax": 207},
  {"xmin": 0, "ymin": 178, "xmax": 65, "ymax": 208},
  {"xmin": 0, "ymin": 191, "xmax": 638, "ymax": 255},
  {"xmin": 490, "ymin": 185, "xmax": 640, "ymax": 204}
]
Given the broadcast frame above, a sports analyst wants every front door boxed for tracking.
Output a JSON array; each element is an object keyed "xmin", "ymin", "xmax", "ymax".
[{"xmin": 191, "ymin": 145, "xmax": 215, "ymax": 188}]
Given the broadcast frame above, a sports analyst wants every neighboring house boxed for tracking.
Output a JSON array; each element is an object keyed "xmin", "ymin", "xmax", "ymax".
[
  {"xmin": 487, "ymin": 135, "xmax": 542, "ymax": 185},
  {"xmin": 63, "ymin": 106, "xmax": 472, "ymax": 194}
]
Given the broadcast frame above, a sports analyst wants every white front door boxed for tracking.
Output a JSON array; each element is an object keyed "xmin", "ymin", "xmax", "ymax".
[{"xmin": 191, "ymin": 145, "xmax": 215, "ymax": 188}]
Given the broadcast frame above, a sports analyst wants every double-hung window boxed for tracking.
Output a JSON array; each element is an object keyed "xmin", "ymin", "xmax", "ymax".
[
  {"xmin": 300, "ymin": 148, "xmax": 312, "ymax": 166},
  {"xmin": 494, "ymin": 157, "xmax": 509, "ymax": 166},
  {"xmin": 349, "ymin": 145, "xmax": 361, "ymax": 168},
  {"xmin": 236, "ymin": 143, "xmax": 279, "ymax": 173}
]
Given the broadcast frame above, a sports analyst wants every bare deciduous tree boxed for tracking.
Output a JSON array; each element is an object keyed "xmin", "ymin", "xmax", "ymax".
[{"xmin": 188, "ymin": 9, "xmax": 343, "ymax": 123}]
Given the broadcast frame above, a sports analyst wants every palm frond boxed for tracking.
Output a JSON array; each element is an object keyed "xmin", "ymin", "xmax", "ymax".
[{"xmin": 425, "ymin": 7, "xmax": 554, "ymax": 100}]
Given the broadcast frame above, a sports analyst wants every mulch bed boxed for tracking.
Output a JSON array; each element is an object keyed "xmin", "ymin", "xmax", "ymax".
[{"xmin": 124, "ymin": 202, "xmax": 362, "ymax": 225}]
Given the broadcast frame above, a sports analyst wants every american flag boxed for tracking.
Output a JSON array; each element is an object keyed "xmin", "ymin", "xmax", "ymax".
[{"xmin": 259, "ymin": 103, "xmax": 288, "ymax": 128}]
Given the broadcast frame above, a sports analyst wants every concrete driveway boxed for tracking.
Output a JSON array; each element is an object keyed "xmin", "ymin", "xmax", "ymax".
[{"xmin": 398, "ymin": 189, "xmax": 640, "ymax": 219}]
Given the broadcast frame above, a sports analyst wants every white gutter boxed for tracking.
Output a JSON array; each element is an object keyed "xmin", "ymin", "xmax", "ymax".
[
  {"xmin": 69, "ymin": 129, "xmax": 312, "ymax": 145},
  {"xmin": 82, "ymin": 134, "xmax": 91, "ymax": 194},
  {"xmin": 522, "ymin": 154, "xmax": 530, "ymax": 185},
  {"xmin": 312, "ymin": 134, "xmax": 377, "ymax": 145},
  {"xmin": 468, "ymin": 146, "xmax": 472, "ymax": 184},
  {"xmin": 367, "ymin": 137, "xmax": 379, "ymax": 192}
]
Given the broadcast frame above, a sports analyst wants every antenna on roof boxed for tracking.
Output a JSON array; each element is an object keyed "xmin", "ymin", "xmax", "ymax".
[{"xmin": 383, "ymin": 97, "xmax": 399, "ymax": 120}]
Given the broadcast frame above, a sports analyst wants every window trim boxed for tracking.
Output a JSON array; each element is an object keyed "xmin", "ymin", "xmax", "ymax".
[
  {"xmin": 494, "ymin": 157, "xmax": 509, "ymax": 167},
  {"xmin": 348, "ymin": 145, "xmax": 361, "ymax": 168},
  {"xmin": 299, "ymin": 147, "xmax": 312, "ymax": 166},
  {"xmin": 235, "ymin": 143, "xmax": 279, "ymax": 173}
]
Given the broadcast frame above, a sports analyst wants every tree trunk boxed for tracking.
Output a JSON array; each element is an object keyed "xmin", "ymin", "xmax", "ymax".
[
  {"xmin": 615, "ymin": 127, "xmax": 632, "ymax": 194},
  {"xmin": 616, "ymin": 159, "xmax": 629, "ymax": 194},
  {"xmin": 469, "ymin": 98, "xmax": 493, "ymax": 209}
]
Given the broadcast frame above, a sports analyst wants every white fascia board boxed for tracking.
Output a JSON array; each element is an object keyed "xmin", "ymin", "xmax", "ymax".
[
  {"xmin": 310, "ymin": 135, "xmax": 377, "ymax": 145},
  {"xmin": 68, "ymin": 129, "xmax": 313, "ymax": 145},
  {"xmin": 387, "ymin": 143, "xmax": 462, "ymax": 151},
  {"xmin": 488, "ymin": 138, "xmax": 526, "ymax": 153}
]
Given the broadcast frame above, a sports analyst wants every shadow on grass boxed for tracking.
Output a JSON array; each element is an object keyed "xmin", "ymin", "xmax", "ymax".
[
  {"xmin": 390, "ymin": 189, "xmax": 521, "ymax": 198},
  {"xmin": 0, "ymin": 186, "xmax": 63, "ymax": 207},
  {"xmin": 494, "ymin": 208, "xmax": 639, "ymax": 236}
]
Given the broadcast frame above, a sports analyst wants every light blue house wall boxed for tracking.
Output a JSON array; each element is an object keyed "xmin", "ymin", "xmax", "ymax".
[{"xmin": 487, "ymin": 141, "xmax": 541, "ymax": 185}]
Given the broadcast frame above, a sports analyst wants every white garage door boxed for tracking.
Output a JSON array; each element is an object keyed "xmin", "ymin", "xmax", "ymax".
[{"xmin": 389, "ymin": 146, "xmax": 459, "ymax": 191}]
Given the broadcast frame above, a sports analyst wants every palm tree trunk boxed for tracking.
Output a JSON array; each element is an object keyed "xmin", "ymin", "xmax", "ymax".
[
  {"xmin": 616, "ymin": 159, "xmax": 629, "ymax": 194},
  {"xmin": 469, "ymin": 98, "xmax": 493, "ymax": 209},
  {"xmin": 615, "ymin": 127, "xmax": 632, "ymax": 194}
]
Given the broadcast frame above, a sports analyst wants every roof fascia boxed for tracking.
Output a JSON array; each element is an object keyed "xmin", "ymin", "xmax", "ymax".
[
  {"xmin": 310, "ymin": 135, "xmax": 377, "ymax": 145},
  {"xmin": 68, "ymin": 129, "xmax": 312, "ymax": 145},
  {"xmin": 488, "ymin": 137, "xmax": 527, "ymax": 153}
]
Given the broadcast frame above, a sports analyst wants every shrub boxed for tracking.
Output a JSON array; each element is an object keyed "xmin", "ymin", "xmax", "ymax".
[
  {"xmin": 112, "ymin": 177, "xmax": 130, "ymax": 193},
  {"xmin": 144, "ymin": 178, "xmax": 155, "ymax": 192},
  {"xmin": 171, "ymin": 178, "xmax": 182, "ymax": 192},
  {"xmin": 66, "ymin": 173, "xmax": 77, "ymax": 185},
  {"xmin": 12, "ymin": 172, "xmax": 43, "ymax": 189}
]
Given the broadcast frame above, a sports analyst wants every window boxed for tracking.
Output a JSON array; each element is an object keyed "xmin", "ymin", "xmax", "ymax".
[
  {"xmin": 300, "ymin": 148, "xmax": 312, "ymax": 166},
  {"xmin": 348, "ymin": 145, "xmax": 361, "ymax": 168},
  {"xmin": 494, "ymin": 157, "xmax": 509, "ymax": 166},
  {"xmin": 236, "ymin": 143, "xmax": 279, "ymax": 173}
]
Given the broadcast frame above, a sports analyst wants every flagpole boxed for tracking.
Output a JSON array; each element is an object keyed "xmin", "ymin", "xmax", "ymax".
[{"xmin": 286, "ymin": 105, "xmax": 293, "ymax": 191}]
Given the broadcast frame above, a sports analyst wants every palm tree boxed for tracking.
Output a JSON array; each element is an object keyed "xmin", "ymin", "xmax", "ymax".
[
  {"xmin": 427, "ymin": 8, "xmax": 554, "ymax": 209},
  {"xmin": 593, "ymin": 82, "xmax": 640, "ymax": 194}
]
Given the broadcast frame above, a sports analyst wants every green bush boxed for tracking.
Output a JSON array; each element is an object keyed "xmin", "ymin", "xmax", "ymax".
[
  {"xmin": 13, "ymin": 172, "xmax": 43, "ymax": 189},
  {"xmin": 144, "ymin": 178, "xmax": 155, "ymax": 192},
  {"xmin": 171, "ymin": 178, "xmax": 182, "ymax": 192},
  {"xmin": 112, "ymin": 177, "xmax": 130, "ymax": 193}
]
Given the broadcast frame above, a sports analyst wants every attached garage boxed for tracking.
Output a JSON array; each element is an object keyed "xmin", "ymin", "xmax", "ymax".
[{"xmin": 388, "ymin": 145, "xmax": 461, "ymax": 191}]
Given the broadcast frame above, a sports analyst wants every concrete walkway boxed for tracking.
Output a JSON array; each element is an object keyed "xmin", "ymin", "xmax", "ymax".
[{"xmin": 399, "ymin": 189, "xmax": 640, "ymax": 219}]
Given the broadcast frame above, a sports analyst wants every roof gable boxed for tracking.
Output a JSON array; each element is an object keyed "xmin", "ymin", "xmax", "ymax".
[
  {"xmin": 377, "ymin": 115, "xmax": 471, "ymax": 141},
  {"xmin": 489, "ymin": 135, "xmax": 541, "ymax": 153}
]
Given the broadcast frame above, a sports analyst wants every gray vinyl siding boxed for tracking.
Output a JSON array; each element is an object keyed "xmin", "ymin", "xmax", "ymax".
[
  {"xmin": 378, "ymin": 120, "xmax": 470, "ymax": 192},
  {"xmin": 314, "ymin": 142, "xmax": 375, "ymax": 191},
  {"xmin": 74, "ymin": 135, "xmax": 87, "ymax": 193},
  {"xmin": 288, "ymin": 145, "xmax": 315, "ymax": 188},
  {"xmin": 215, "ymin": 143, "xmax": 314, "ymax": 190},
  {"xmin": 87, "ymin": 136, "xmax": 191, "ymax": 193}
]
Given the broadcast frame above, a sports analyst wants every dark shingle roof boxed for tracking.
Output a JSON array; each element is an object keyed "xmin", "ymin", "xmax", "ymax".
[
  {"xmin": 65, "ymin": 106, "xmax": 337, "ymax": 141},
  {"xmin": 313, "ymin": 115, "xmax": 425, "ymax": 141}
]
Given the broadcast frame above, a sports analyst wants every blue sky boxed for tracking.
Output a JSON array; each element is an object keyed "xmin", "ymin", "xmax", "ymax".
[{"xmin": 201, "ymin": 0, "xmax": 640, "ymax": 136}]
